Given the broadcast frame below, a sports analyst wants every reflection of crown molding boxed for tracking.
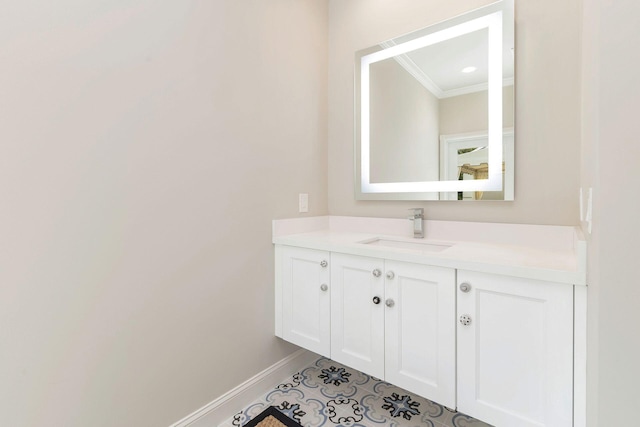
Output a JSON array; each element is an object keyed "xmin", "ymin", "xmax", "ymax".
[
  {"xmin": 394, "ymin": 53, "xmax": 446, "ymax": 97},
  {"xmin": 379, "ymin": 41, "xmax": 445, "ymax": 98},
  {"xmin": 440, "ymin": 77, "xmax": 514, "ymax": 99},
  {"xmin": 378, "ymin": 41, "xmax": 514, "ymax": 99}
]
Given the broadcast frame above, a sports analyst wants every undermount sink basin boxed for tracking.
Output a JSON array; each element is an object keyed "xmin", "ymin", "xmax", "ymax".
[{"xmin": 360, "ymin": 238, "xmax": 453, "ymax": 252}]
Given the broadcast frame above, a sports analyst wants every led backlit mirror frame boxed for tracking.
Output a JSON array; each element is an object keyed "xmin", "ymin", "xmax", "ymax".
[{"xmin": 355, "ymin": 1, "xmax": 513, "ymax": 200}]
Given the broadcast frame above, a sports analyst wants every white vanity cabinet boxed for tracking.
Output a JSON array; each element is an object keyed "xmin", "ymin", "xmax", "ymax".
[
  {"xmin": 383, "ymin": 259, "xmax": 456, "ymax": 408},
  {"xmin": 456, "ymin": 270, "xmax": 574, "ymax": 427},
  {"xmin": 276, "ymin": 245, "xmax": 331, "ymax": 357},
  {"xmin": 329, "ymin": 253, "xmax": 456, "ymax": 408},
  {"xmin": 329, "ymin": 253, "xmax": 385, "ymax": 378},
  {"xmin": 273, "ymin": 216, "xmax": 586, "ymax": 427},
  {"xmin": 275, "ymin": 246, "xmax": 577, "ymax": 425}
]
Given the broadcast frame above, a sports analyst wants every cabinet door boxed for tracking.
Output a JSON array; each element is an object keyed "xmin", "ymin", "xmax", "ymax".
[
  {"xmin": 280, "ymin": 246, "xmax": 331, "ymax": 357},
  {"xmin": 457, "ymin": 271, "xmax": 573, "ymax": 427},
  {"xmin": 331, "ymin": 253, "xmax": 385, "ymax": 379},
  {"xmin": 384, "ymin": 261, "xmax": 456, "ymax": 409}
]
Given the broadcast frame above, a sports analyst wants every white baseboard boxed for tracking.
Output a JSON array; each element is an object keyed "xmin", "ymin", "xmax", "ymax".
[{"xmin": 169, "ymin": 349, "xmax": 316, "ymax": 427}]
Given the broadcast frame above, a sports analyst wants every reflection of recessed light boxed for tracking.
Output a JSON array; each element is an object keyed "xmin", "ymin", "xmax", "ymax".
[{"xmin": 462, "ymin": 66, "xmax": 477, "ymax": 73}]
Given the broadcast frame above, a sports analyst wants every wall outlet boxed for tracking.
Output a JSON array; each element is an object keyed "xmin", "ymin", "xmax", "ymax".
[{"xmin": 298, "ymin": 193, "xmax": 309, "ymax": 213}]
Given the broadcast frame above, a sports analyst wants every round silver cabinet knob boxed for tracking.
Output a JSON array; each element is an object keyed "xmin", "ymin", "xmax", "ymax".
[
  {"xmin": 386, "ymin": 271, "xmax": 395, "ymax": 280},
  {"xmin": 320, "ymin": 283, "xmax": 328, "ymax": 292},
  {"xmin": 372, "ymin": 269, "xmax": 382, "ymax": 277},
  {"xmin": 459, "ymin": 282, "xmax": 471, "ymax": 293},
  {"xmin": 385, "ymin": 299, "xmax": 395, "ymax": 308},
  {"xmin": 372, "ymin": 296, "xmax": 381, "ymax": 305},
  {"xmin": 459, "ymin": 314, "xmax": 472, "ymax": 326},
  {"xmin": 320, "ymin": 260, "xmax": 328, "ymax": 268}
]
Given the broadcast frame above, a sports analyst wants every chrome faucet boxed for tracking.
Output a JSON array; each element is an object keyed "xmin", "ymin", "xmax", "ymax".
[{"xmin": 408, "ymin": 208, "xmax": 424, "ymax": 238}]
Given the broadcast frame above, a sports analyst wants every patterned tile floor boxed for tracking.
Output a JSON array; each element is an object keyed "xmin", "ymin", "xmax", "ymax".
[{"xmin": 221, "ymin": 357, "xmax": 492, "ymax": 427}]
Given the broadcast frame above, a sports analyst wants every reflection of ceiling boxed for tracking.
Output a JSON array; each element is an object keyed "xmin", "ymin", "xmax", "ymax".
[
  {"xmin": 381, "ymin": 4, "xmax": 514, "ymax": 99},
  {"xmin": 409, "ymin": 29, "xmax": 491, "ymax": 91}
]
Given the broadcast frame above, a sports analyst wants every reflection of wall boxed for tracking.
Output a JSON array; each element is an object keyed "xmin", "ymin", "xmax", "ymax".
[
  {"xmin": 439, "ymin": 85, "xmax": 515, "ymax": 135},
  {"xmin": 440, "ymin": 86, "xmax": 514, "ymax": 201},
  {"xmin": 329, "ymin": 0, "xmax": 580, "ymax": 225},
  {"xmin": 370, "ymin": 59, "xmax": 440, "ymax": 183}
]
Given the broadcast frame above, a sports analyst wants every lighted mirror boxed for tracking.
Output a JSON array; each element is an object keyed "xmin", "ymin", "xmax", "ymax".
[{"xmin": 355, "ymin": 0, "xmax": 514, "ymax": 201}]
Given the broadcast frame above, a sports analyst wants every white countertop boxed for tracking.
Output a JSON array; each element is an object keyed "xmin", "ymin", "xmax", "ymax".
[{"xmin": 273, "ymin": 216, "xmax": 587, "ymax": 286}]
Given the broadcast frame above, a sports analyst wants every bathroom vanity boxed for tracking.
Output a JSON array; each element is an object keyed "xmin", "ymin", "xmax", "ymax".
[
  {"xmin": 273, "ymin": 1, "xmax": 587, "ymax": 425},
  {"xmin": 273, "ymin": 216, "xmax": 586, "ymax": 427}
]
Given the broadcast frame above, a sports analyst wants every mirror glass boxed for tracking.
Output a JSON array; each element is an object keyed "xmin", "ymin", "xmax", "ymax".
[{"xmin": 355, "ymin": 0, "xmax": 514, "ymax": 201}]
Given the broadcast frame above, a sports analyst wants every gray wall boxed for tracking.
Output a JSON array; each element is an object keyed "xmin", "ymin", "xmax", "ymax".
[
  {"xmin": 581, "ymin": 0, "xmax": 640, "ymax": 425},
  {"xmin": 328, "ymin": 0, "xmax": 581, "ymax": 224},
  {"xmin": 0, "ymin": 1, "xmax": 328, "ymax": 425}
]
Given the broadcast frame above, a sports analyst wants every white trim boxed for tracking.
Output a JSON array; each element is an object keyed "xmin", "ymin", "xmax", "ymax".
[
  {"xmin": 573, "ymin": 228, "xmax": 588, "ymax": 286},
  {"xmin": 440, "ymin": 77, "xmax": 515, "ymax": 99},
  {"xmin": 169, "ymin": 349, "xmax": 316, "ymax": 427},
  {"xmin": 275, "ymin": 244, "xmax": 283, "ymax": 338},
  {"xmin": 574, "ymin": 286, "xmax": 587, "ymax": 427},
  {"xmin": 439, "ymin": 128, "xmax": 514, "ymax": 201}
]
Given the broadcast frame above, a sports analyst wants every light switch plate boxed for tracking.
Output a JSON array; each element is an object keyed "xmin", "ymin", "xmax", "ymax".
[
  {"xmin": 299, "ymin": 193, "xmax": 309, "ymax": 213},
  {"xmin": 579, "ymin": 188, "xmax": 584, "ymax": 221},
  {"xmin": 585, "ymin": 188, "xmax": 593, "ymax": 234}
]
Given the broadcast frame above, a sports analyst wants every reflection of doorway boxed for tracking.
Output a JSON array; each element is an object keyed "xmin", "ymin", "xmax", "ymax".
[{"xmin": 439, "ymin": 129, "xmax": 514, "ymax": 200}]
